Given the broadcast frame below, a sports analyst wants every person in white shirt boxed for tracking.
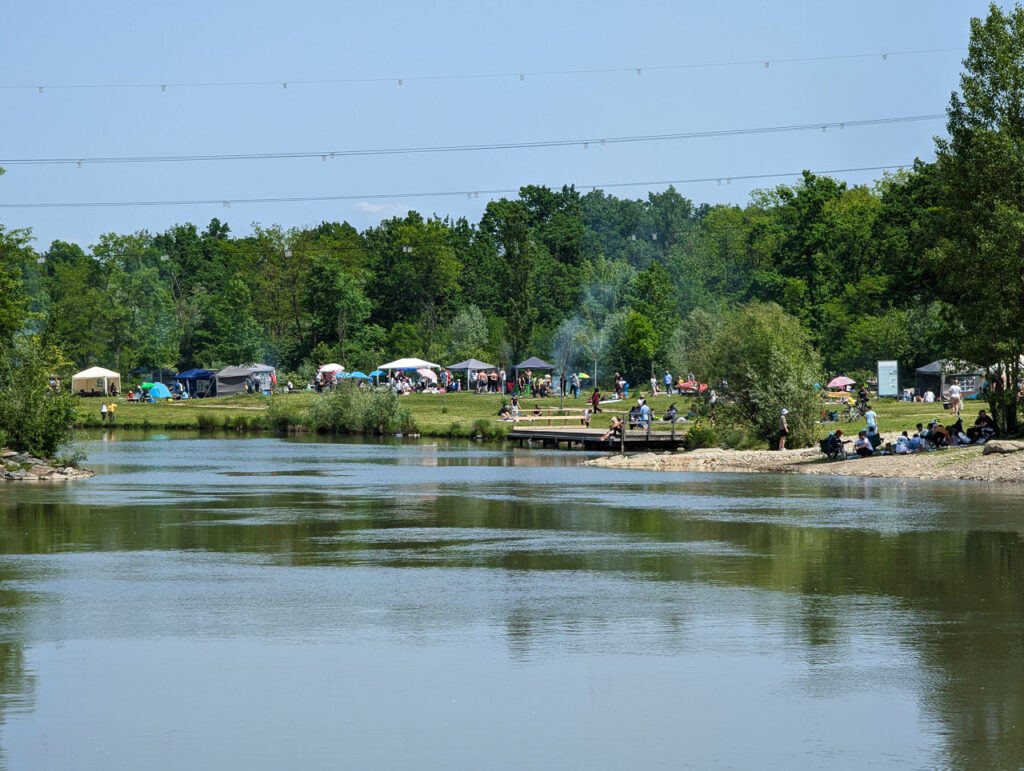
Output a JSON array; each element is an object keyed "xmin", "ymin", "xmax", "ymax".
[{"xmin": 947, "ymin": 379, "xmax": 963, "ymax": 416}]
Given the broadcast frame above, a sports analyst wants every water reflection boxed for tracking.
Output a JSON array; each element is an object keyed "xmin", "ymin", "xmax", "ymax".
[{"xmin": 1, "ymin": 434, "xmax": 1024, "ymax": 768}]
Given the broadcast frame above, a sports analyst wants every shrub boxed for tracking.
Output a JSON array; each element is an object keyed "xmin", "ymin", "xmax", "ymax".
[
  {"xmin": 683, "ymin": 422, "xmax": 719, "ymax": 450},
  {"xmin": 306, "ymin": 383, "xmax": 417, "ymax": 435},
  {"xmin": 266, "ymin": 397, "xmax": 305, "ymax": 432}
]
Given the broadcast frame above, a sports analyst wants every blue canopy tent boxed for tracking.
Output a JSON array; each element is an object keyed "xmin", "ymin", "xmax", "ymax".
[
  {"xmin": 147, "ymin": 382, "xmax": 172, "ymax": 400},
  {"xmin": 173, "ymin": 368, "xmax": 215, "ymax": 398}
]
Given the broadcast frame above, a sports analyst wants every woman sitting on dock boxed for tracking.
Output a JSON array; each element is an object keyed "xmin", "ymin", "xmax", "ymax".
[{"xmin": 600, "ymin": 416, "xmax": 624, "ymax": 442}]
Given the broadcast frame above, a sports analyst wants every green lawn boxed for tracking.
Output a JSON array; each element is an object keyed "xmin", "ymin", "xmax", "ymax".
[{"xmin": 73, "ymin": 390, "xmax": 992, "ymax": 442}]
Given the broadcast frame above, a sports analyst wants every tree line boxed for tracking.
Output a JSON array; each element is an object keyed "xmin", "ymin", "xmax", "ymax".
[{"xmin": 2, "ymin": 3, "xmax": 1023, "ymax": 434}]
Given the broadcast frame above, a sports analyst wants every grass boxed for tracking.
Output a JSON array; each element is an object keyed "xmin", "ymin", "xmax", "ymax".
[{"xmin": 72, "ymin": 391, "xmax": 996, "ymax": 445}]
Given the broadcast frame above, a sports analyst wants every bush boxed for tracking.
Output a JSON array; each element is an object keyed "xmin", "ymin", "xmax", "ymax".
[
  {"xmin": 265, "ymin": 396, "xmax": 306, "ymax": 432},
  {"xmin": 683, "ymin": 422, "xmax": 719, "ymax": 450},
  {"xmin": 306, "ymin": 383, "xmax": 416, "ymax": 435},
  {"xmin": 0, "ymin": 337, "xmax": 79, "ymax": 458}
]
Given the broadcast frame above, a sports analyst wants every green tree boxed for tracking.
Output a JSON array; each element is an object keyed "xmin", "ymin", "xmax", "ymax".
[
  {"xmin": 709, "ymin": 303, "xmax": 822, "ymax": 447},
  {"xmin": 0, "ymin": 213, "xmax": 33, "ymax": 344},
  {"xmin": 932, "ymin": 2, "xmax": 1024, "ymax": 431},
  {"xmin": 0, "ymin": 337, "xmax": 78, "ymax": 458},
  {"xmin": 481, "ymin": 200, "xmax": 536, "ymax": 364},
  {"xmin": 446, "ymin": 304, "xmax": 489, "ymax": 362}
]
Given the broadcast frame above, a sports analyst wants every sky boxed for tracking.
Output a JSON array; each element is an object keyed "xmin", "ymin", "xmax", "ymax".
[{"xmin": 0, "ymin": 0, "xmax": 997, "ymax": 252}]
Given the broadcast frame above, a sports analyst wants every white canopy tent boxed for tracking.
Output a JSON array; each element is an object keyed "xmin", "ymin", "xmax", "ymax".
[
  {"xmin": 378, "ymin": 358, "xmax": 439, "ymax": 371},
  {"xmin": 71, "ymin": 366, "xmax": 121, "ymax": 396}
]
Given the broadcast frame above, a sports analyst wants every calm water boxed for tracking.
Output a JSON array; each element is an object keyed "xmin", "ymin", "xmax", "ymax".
[{"xmin": 2, "ymin": 432, "xmax": 1024, "ymax": 769}]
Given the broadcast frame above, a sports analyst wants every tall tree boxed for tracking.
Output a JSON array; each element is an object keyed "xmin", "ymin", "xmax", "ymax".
[{"xmin": 932, "ymin": 2, "xmax": 1024, "ymax": 431}]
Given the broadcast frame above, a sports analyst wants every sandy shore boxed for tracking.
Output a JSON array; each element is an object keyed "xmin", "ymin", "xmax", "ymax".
[{"xmin": 585, "ymin": 440, "xmax": 1024, "ymax": 484}]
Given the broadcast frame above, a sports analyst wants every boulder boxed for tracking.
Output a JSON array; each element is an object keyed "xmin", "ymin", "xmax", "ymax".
[
  {"xmin": 982, "ymin": 440, "xmax": 1024, "ymax": 455},
  {"xmin": 4, "ymin": 468, "xmax": 27, "ymax": 480},
  {"xmin": 29, "ymin": 465, "xmax": 55, "ymax": 477}
]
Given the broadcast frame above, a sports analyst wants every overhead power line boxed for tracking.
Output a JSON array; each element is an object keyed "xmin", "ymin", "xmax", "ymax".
[
  {"xmin": 0, "ymin": 164, "xmax": 917, "ymax": 209},
  {"xmin": 0, "ymin": 114, "xmax": 944, "ymax": 167},
  {"xmin": 0, "ymin": 47, "xmax": 963, "ymax": 93}
]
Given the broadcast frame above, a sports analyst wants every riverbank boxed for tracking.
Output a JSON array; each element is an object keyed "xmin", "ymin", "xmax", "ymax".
[
  {"xmin": 586, "ymin": 440, "xmax": 1024, "ymax": 484},
  {"xmin": 73, "ymin": 391, "xmax": 988, "ymax": 442}
]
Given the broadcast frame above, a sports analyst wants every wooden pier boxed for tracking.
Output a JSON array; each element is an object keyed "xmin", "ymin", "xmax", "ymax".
[{"xmin": 505, "ymin": 425, "xmax": 687, "ymax": 452}]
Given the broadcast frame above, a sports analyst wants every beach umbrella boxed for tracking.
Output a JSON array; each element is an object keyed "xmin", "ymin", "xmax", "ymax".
[
  {"xmin": 348, "ymin": 371, "xmax": 370, "ymax": 379},
  {"xmin": 576, "ymin": 372, "xmax": 591, "ymax": 379},
  {"xmin": 417, "ymin": 368, "xmax": 438, "ymax": 382},
  {"xmin": 368, "ymin": 370, "xmax": 385, "ymax": 377},
  {"xmin": 827, "ymin": 375, "xmax": 856, "ymax": 389},
  {"xmin": 319, "ymin": 363, "xmax": 344, "ymax": 373},
  {"xmin": 140, "ymin": 381, "xmax": 156, "ymax": 389}
]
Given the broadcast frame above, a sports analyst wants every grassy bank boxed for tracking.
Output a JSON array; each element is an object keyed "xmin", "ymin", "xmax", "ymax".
[{"xmin": 72, "ymin": 391, "xmax": 993, "ymax": 444}]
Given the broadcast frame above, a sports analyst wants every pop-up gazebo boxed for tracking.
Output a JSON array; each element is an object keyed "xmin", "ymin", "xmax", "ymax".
[
  {"xmin": 173, "ymin": 368, "xmax": 215, "ymax": 398},
  {"xmin": 513, "ymin": 357, "xmax": 554, "ymax": 378},
  {"xmin": 71, "ymin": 366, "xmax": 121, "ymax": 396},
  {"xmin": 379, "ymin": 357, "xmax": 440, "ymax": 371}
]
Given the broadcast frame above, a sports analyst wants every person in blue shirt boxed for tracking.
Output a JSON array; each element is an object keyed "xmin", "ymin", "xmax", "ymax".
[{"xmin": 864, "ymin": 404, "xmax": 878, "ymax": 433}]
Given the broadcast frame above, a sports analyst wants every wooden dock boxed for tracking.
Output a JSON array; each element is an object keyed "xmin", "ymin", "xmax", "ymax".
[{"xmin": 506, "ymin": 425, "xmax": 687, "ymax": 452}]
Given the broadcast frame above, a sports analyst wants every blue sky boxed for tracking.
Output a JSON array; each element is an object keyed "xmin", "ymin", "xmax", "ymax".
[{"xmin": 0, "ymin": 0, "xmax": 995, "ymax": 251}]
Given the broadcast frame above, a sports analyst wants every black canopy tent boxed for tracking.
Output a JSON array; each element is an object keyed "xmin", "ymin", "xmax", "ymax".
[
  {"xmin": 513, "ymin": 357, "xmax": 554, "ymax": 376},
  {"xmin": 914, "ymin": 360, "xmax": 986, "ymax": 397}
]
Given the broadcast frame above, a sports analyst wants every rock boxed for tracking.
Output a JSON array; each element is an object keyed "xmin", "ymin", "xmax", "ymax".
[
  {"xmin": 29, "ymin": 465, "xmax": 55, "ymax": 477},
  {"xmin": 1, "ymin": 449, "xmax": 16, "ymax": 459},
  {"xmin": 4, "ymin": 468, "xmax": 27, "ymax": 480},
  {"xmin": 982, "ymin": 440, "xmax": 1024, "ymax": 455}
]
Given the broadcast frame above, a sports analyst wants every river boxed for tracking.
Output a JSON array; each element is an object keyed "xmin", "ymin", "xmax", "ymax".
[{"xmin": 1, "ymin": 432, "xmax": 1023, "ymax": 769}]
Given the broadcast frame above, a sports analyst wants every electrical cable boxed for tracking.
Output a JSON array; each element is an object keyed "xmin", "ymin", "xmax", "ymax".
[
  {"xmin": 0, "ymin": 163, "xmax": 918, "ymax": 209},
  {"xmin": 0, "ymin": 47, "xmax": 963, "ymax": 93},
  {"xmin": 0, "ymin": 115, "xmax": 944, "ymax": 167}
]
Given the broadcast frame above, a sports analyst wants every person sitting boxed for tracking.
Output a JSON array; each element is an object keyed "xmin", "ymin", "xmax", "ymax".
[
  {"xmin": 600, "ymin": 416, "xmax": 624, "ymax": 442},
  {"xmin": 663, "ymin": 403, "xmax": 678, "ymax": 422},
  {"xmin": 686, "ymin": 403, "xmax": 698, "ymax": 421},
  {"xmin": 866, "ymin": 426, "xmax": 884, "ymax": 453},
  {"xmin": 929, "ymin": 421, "xmax": 950, "ymax": 448},
  {"xmin": 826, "ymin": 429, "xmax": 848, "ymax": 459},
  {"xmin": 893, "ymin": 431, "xmax": 912, "ymax": 454},
  {"xmin": 628, "ymin": 404, "xmax": 643, "ymax": 429},
  {"xmin": 968, "ymin": 409, "xmax": 999, "ymax": 442},
  {"xmin": 497, "ymin": 404, "xmax": 512, "ymax": 420},
  {"xmin": 639, "ymin": 401, "xmax": 652, "ymax": 427},
  {"xmin": 853, "ymin": 430, "xmax": 873, "ymax": 457},
  {"xmin": 126, "ymin": 390, "xmax": 136, "ymax": 402}
]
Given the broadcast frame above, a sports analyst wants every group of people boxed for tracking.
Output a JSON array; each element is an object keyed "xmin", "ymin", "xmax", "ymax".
[
  {"xmin": 98, "ymin": 401, "xmax": 117, "ymax": 423},
  {"xmin": 825, "ymin": 408, "xmax": 999, "ymax": 459},
  {"xmin": 470, "ymin": 369, "xmax": 507, "ymax": 393}
]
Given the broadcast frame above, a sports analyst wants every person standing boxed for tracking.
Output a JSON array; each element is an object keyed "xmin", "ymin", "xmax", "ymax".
[
  {"xmin": 864, "ymin": 403, "xmax": 878, "ymax": 434},
  {"xmin": 571, "ymin": 372, "xmax": 580, "ymax": 399},
  {"xmin": 590, "ymin": 387, "xmax": 602, "ymax": 413},
  {"xmin": 947, "ymin": 379, "xmax": 963, "ymax": 416},
  {"xmin": 107, "ymin": 401, "xmax": 116, "ymax": 424},
  {"xmin": 100, "ymin": 401, "xmax": 108, "ymax": 423},
  {"xmin": 778, "ymin": 408, "xmax": 789, "ymax": 450},
  {"xmin": 663, "ymin": 371, "xmax": 673, "ymax": 394}
]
